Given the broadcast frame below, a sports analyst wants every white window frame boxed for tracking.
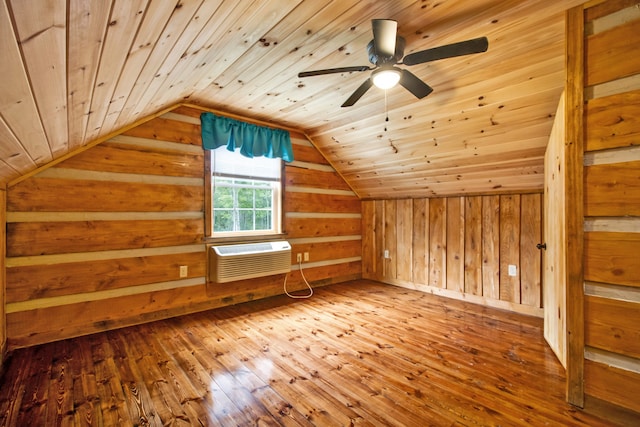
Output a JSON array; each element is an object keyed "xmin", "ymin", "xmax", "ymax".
[{"xmin": 205, "ymin": 148, "xmax": 283, "ymax": 239}]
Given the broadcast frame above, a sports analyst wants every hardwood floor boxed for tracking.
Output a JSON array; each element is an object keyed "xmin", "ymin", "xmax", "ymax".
[{"xmin": 0, "ymin": 280, "xmax": 626, "ymax": 426}]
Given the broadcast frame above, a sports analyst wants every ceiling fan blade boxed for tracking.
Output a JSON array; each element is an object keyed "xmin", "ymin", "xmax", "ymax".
[
  {"xmin": 372, "ymin": 19, "xmax": 397, "ymax": 59},
  {"xmin": 399, "ymin": 69, "xmax": 433, "ymax": 99},
  {"xmin": 298, "ymin": 66, "xmax": 371, "ymax": 78},
  {"xmin": 341, "ymin": 78, "xmax": 373, "ymax": 107},
  {"xmin": 403, "ymin": 36, "xmax": 489, "ymax": 66}
]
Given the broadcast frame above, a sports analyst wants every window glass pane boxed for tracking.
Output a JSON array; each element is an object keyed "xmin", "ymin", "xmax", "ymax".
[
  {"xmin": 238, "ymin": 209, "xmax": 254, "ymax": 231},
  {"xmin": 213, "ymin": 186, "xmax": 233, "ymax": 208},
  {"xmin": 255, "ymin": 188, "xmax": 272, "ymax": 209},
  {"xmin": 214, "ymin": 209, "xmax": 233, "ymax": 232},
  {"xmin": 255, "ymin": 210, "xmax": 271, "ymax": 230},
  {"xmin": 237, "ymin": 188, "xmax": 254, "ymax": 209}
]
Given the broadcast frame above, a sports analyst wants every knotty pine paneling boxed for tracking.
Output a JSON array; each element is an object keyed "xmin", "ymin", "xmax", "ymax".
[
  {"xmin": 0, "ymin": 0, "xmax": 587, "ymax": 196},
  {"xmin": 482, "ymin": 195, "xmax": 501, "ymax": 300},
  {"xmin": 361, "ymin": 193, "xmax": 543, "ymax": 316},
  {"xmin": 361, "ymin": 201, "xmax": 376, "ymax": 280},
  {"xmin": 499, "ymin": 195, "xmax": 522, "ymax": 304},
  {"xmin": 520, "ymin": 194, "xmax": 542, "ymax": 307},
  {"xmin": 5, "ymin": 106, "xmax": 361, "ymax": 349},
  {"xmin": 446, "ymin": 197, "xmax": 465, "ymax": 294},
  {"xmin": 412, "ymin": 199, "xmax": 429, "ymax": 286},
  {"xmin": 429, "ymin": 198, "xmax": 447, "ymax": 289},
  {"xmin": 580, "ymin": 0, "xmax": 640, "ymax": 415},
  {"xmin": 383, "ymin": 200, "xmax": 397, "ymax": 281},
  {"xmin": 396, "ymin": 199, "xmax": 413, "ymax": 283},
  {"xmin": 464, "ymin": 196, "xmax": 483, "ymax": 296}
]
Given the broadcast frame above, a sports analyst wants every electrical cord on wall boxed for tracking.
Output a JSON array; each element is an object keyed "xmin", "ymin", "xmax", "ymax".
[{"xmin": 284, "ymin": 258, "xmax": 313, "ymax": 299}]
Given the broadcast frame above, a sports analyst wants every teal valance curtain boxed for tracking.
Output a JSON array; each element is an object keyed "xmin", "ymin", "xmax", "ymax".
[{"xmin": 200, "ymin": 112, "xmax": 294, "ymax": 162}]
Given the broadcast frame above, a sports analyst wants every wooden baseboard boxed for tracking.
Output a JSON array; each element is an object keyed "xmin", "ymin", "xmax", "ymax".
[{"xmin": 377, "ymin": 278, "xmax": 544, "ymax": 318}]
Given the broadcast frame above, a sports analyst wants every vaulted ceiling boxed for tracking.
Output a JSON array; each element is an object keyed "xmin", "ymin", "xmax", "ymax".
[{"xmin": 1, "ymin": 0, "xmax": 586, "ymax": 198}]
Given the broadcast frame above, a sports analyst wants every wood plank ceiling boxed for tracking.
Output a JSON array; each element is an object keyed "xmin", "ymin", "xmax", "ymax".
[{"xmin": 0, "ymin": 0, "xmax": 586, "ymax": 199}]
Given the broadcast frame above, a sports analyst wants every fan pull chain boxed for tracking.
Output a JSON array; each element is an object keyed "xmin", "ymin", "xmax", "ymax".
[{"xmin": 384, "ymin": 89, "xmax": 389, "ymax": 132}]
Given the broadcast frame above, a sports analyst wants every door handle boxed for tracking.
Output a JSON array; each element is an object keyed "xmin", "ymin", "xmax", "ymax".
[{"xmin": 537, "ymin": 243, "xmax": 547, "ymax": 250}]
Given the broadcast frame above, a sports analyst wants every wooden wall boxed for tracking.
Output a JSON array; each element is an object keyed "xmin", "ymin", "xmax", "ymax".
[
  {"xmin": 579, "ymin": 0, "xmax": 640, "ymax": 414},
  {"xmin": 362, "ymin": 194, "xmax": 543, "ymax": 316},
  {"xmin": 0, "ymin": 188, "xmax": 5, "ymax": 365},
  {"xmin": 4, "ymin": 105, "xmax": 361, "ymax": 349}
]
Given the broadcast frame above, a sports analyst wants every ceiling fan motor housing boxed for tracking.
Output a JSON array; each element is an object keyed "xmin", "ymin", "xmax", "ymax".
[{"xmin": 367, "ymin": 36, "xmax": 406, "ymax": 65}]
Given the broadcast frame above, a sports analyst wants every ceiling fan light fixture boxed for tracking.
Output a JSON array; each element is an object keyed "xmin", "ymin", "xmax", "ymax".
[{"xmin": 372, "ymin": 67, "xmax": 401, "ymax": 89}]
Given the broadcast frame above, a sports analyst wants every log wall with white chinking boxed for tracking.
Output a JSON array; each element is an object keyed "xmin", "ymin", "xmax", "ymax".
[
  {"xmin": 576, "ymin": 0, "xmax": 640, "ymax": 414},
  {"xmin": 362, "ymin": 194, "xmax": 543, "ymax": 316},
  {"xmin": 4, "ymin": 105, "xmax": 361, "ymax": 349}
]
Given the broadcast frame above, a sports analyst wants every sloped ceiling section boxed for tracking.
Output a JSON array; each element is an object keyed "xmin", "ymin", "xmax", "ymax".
[{"xmin": 0, "ymin": 0, "xmax": 585, "ymax": 198}]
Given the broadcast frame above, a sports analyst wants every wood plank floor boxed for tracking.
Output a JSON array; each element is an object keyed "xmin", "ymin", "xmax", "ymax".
[{"xmin": 0, "ymin": 280, "xmax": 627, "ymax": 426}]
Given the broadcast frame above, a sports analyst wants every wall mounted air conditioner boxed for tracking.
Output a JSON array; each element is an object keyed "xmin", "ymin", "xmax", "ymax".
[{"xmin": 208, "ymin": 240, "xmax": 291, "ymax": 283}]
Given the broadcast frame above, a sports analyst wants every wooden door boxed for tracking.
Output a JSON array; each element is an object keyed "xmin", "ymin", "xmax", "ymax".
[{"xmin": 543, "ymin": 93, "xmax": 567, "ymax": 368}]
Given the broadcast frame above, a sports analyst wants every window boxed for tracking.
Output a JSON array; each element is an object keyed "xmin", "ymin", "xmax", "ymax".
[{"xmin": 207, "ymin": 147, "xmax": 282, "ymax": 237}]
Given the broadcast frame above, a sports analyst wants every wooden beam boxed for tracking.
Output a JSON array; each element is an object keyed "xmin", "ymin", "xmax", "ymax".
[{"xmin": 565, "ymin": 5, "xmax": 586, "ymax": 408}]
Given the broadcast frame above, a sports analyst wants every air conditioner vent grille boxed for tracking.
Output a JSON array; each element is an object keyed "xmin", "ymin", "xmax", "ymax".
[{"xmin": 208, "ymin": 241, "xmax": 291, "ymax": 283}]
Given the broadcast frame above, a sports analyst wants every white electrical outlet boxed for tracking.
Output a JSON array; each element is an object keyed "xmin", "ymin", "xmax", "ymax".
[
  {"xmin": 304, "ymin": 252, "xmax": 309, "ymax": 262},
  {"xmin": 508, "ymin": 264, "xmax": 517, "ymax": 277},
  {"xmin": 296, "ymin": 253, "xmax": 302, "ymax": 263},
  {"xmin": 384, "ymin": 250, "xmax": 390, "ymax": 259},
  {"xmin": 179, "ymin": 265, "xmax": 188, "ymax": 278}
]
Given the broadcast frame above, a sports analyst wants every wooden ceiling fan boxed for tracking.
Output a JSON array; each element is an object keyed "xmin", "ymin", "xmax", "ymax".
[{"xmin": 298, "ymin": 19, "xmax": 488, "ymax": 107}]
